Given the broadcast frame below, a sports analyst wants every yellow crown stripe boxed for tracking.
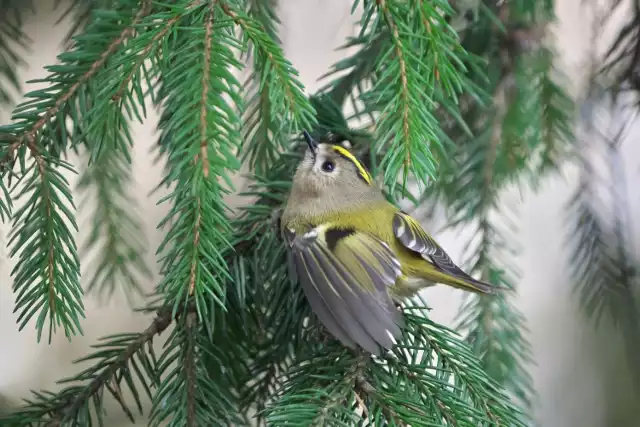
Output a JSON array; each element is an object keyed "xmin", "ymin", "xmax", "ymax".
[{"xmin": 331, "ymin": 145, "xmax": 373, "ymax": 185}]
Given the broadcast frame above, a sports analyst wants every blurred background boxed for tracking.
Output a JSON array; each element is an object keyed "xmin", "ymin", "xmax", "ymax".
[{"xmin": 1, "ymin": 0, "xmax": 640, "ymax": 426}]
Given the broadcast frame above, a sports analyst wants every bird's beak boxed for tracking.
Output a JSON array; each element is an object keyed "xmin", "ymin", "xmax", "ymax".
[{"xmin": 302, "ymin": 130, "xmax": 318, "ymax": 155}]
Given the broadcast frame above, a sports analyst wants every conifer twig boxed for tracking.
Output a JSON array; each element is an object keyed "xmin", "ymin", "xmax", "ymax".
[
  {"xmin": 353, "ymin": 353, "xmax": 407, "ymax": 426},
  {"xmin": 187, "ymin": 4, "xmax": 215, "ymax": 297},
  {"xmin": 198, "ymin": 3, "xmax": 214, "ymax": 178},
  {"xmin": 0, "ymin": 0, "xmax": 151, "ymax": 168},
  {"xmin": 184, "ymin": 312, "xmax": 198, "ymax": 426},
  {"xmin": 62, "ymin": 307, "xmax": 173, "ymax": 420},
  {"xmin": 375, "ymin": 0, "xmax": 411, "ymax": 168},
  {"xmin": 0, "ymin": 305, "xmax": 176, "ymax": 425},
  {"xmin": 221, "ymin": 1, "xmax": 313, "ymax": 129}
]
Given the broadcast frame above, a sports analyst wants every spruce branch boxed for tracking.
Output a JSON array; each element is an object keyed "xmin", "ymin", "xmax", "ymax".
[
  {"xmin": 0, "ymin": 1, "xmax": 563, "ymax": 425},
  {"xmin": 82, "ymin": 1, "xmax": 206, "ymax": 143},
  {"xmin": 232, "ymin": 102, "xmax": 529, "ymax": 425},
  {"xmin": 72, "ymin": 3, "xmax": 213, "ymax": 303},
  {"xmin": 154, "ymin": 1, "xmax": 243, "ymax": 322},
  {"xmin": 233, "ymin": 156, "xmax": 310, "ymax": 422},
  {"xmin": 244, "ymin": 0, "xmax": 280, "ymax": 44},
  {"xmin": 221, "ymin": 3, "xmax": 314, "ymax": 131},
  {"xmin": 332, "ymin": 0, "xmax": 485, "ymax": 195},
  {"xmin": 533, "ymin": 48, "xmax": 574, "ymax": 178},
  {"xmin": 223, "ymin": 1, "xmax": 317, "ymax": 174},
  {"xmin": 0, "ymin": 0, "xmax": 149, "ymax": 168},
  {"xmin": 223, "ymin": 123, "xmax": 528, "ymax": 425},
  {"xmin": 0, "ymin": 236, "xmax": 259, "ymax": 426},
  {"xmin": 368, "ymin": 0, "xmax": 453, "ymax": 189},
  {"xmin": 0, "ymin": 0, "xmax": 163, "ymax": 343},
  {"xmin": 150, "ymin": 309, "xmax": 243, "ymax": 427},
  {"xmin": 318, "ymin": 28, "xmax": 389, "ymax": 116},
  {"xmin": 98, "ymin": 2, "xmax": 209, "ymax": 200},
  {"xmin": 597, "ymin": 0, "xmax": 640, "ymax": 93},
  {"xmin": 443, "ymin": 89, "xmax": 535, "ymax": 416},
  {"xmin": 566, "ymin": 0, "xmax": 640, "ymax": 387},
  {"xmin": 566, "ymin": 92, "xmax": 640, "ymax": 387},
  {"xmin": 455, "ymin": 217, "xmax": 535, "ymax": 412},
  {"xmin": 76, "ymin": 109, "xmax": 152, "ymax": 301},
  {"xmin": 0, "ymin": 306, "xmax": 173, "ymax": 426},
  {"xmin": 8, "ymin": 141, "xmax": 84, "ymax": 343},
  {"xmin": 398, "ymin": 302, "xmax": 527, "ymax": 425}
]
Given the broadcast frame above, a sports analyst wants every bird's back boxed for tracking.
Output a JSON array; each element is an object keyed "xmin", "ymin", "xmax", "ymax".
[
  {"xmin": 284, "ymin": 200, "xmax": 425, "ymax": 270},
  {"xmin": 284, "ymin": 199, "xmax": 397, "ymax": 238}
]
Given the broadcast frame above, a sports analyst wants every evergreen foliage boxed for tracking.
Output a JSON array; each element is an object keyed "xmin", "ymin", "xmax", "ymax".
[
  {"xmin": 0, "ymin": 0, "xmax": 597, "ymax": 425},
  {"xmin": 564, "ymin": 0, "xmax": 640, "ymax": 389}
]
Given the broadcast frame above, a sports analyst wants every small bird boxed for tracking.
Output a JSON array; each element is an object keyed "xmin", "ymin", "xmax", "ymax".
[{"xmin": 280, "ymin": 131, "xmax": 498, "ymax": 355}]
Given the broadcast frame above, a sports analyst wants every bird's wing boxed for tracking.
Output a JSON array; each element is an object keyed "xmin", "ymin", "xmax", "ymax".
[
  {"xmin": 392, "ymin": 211, "xmax": 496, "ymax": 294},
  {"xmin": 283, "ymin": 224, "xmax": 404, "ymax": 355}
]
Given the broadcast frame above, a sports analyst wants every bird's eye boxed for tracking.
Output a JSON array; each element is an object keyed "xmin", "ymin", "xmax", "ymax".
[
  {"xmin": 321, "ymin": 160, "xmax": 335, "ymax": 172},
  {"xmin": 464, "ymin": 9, "xmax": 475, "ymax": 21}
]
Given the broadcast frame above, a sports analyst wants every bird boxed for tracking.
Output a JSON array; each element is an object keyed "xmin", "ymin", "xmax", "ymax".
[{"xmin": 279, "ymin": 131, "xmax": 498, "ymax": 355}]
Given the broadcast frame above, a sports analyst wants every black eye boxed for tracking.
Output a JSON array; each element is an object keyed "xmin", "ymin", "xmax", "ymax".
[
  {"xmin": 464, "ymin": 9, "xmax": 474, "ymax": 21},
  {"xmin": 321, "ymin": 160, "xmax": 335, "ymax": 172}
]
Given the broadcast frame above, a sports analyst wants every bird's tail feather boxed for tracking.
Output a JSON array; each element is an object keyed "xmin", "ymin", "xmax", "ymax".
[{"xmin": 427, "ymin": 269, "xmax": 499, "ymax": 294}]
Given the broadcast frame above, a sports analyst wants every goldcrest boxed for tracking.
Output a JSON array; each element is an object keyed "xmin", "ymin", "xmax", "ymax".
[{"xmin": 280, "ymin": 131, "xmax": 497, "ymax": 355}]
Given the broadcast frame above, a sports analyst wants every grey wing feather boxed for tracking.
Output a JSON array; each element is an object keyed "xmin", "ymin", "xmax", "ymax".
[
  {"xmin": 291, "ymin": 250, "xmax": 357, "ymax": 348},
  {"xmin": 286, "ymin": 249, "xmax": 298, "ymax": 284},
  {"xmin": 288, "ymin": 228, "xmax": 403, "ymax": 355},
  {"xmin": 298, "ymin": 248, "xmax": 381, "ymax": 353},
  {"xmin": 312, "ymin": 244, "xmax": 400, "ymax": 349}
]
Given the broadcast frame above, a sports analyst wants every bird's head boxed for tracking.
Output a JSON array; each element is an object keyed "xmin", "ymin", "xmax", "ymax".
[{"xmin": 290, "ymin": 131, "xmax": 375, "ymax": 199}]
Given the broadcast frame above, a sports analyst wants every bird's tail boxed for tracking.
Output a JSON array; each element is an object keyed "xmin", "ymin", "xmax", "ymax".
[{"xmin": 426, "ymin": 268, "xmax": 499, "ymax": 295}]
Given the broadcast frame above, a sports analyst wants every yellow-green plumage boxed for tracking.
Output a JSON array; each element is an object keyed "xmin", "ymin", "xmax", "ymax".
[
  {"xmin": 281, "ymin": 133, "xmax": 497, "ymax": 355},
  {"xmin": 284, "ymin": 200, "xmax": 492, "ymax": 298}
]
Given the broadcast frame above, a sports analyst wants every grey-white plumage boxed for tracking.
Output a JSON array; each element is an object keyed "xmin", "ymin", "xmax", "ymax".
[{"xmin": 284, "ymin": 225, "xmax": 403, "ymax": 355}]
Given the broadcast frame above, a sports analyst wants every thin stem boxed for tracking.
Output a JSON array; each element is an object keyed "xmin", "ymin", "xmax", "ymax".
[
  {"xmin": 198, "ymin": 3, "xmax": 214, "ymax": 178},
  {"xmin": 185, "ymin": 312, "xmax": 198, "ymax": 427},
  {"xmin": 376, "ymin": 0, "xmax": 411, "ymax": 168},
  {"xmin": 188, "ymin": 3, "xmax": 215, "ymax": 296}
]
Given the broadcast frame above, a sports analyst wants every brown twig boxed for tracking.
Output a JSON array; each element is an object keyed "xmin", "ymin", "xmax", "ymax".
[
  {"xmin": 376, "ymin": 0, "xmax": 411, "ymax": 168},
  {"xmin": 185, "ymin": 311, "xmax": 198, "ymax": 427},
  {"xmin": 188, "ymin": 200, "xmax": 202, "ymax": 296},
  {"xmin": 352, "ymin": 352, "xmax": 409, "ymax": 426},
  {"xmin": 112, "ymin": 0, "xmax": 205, "ymax": 103},
  {"xmin": 188, "ymin": 3, "xmax": 215, "ymax": 296},
  {"xmin": 417, "ymin": 0, "xmax": 439, "ymax": 81},
  {"xmin": 353, "ymin": 391, "xmax": 369, "ymax": 419},
  {"xmin": 354, "ymin": 374, "xmax": 407, "ymax": 426},
  {"xmin": 26, "ymin": 135, "xmax": 59, "ymax": 315},
  {"xmin": 198, "ymin": 3, "xmax": 215, "ymax": 178}
]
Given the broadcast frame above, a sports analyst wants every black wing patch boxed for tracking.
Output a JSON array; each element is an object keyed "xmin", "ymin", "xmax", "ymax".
[{"xmin": 285, "ymin": 225, "xmax": 404, "ymax": 355}]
